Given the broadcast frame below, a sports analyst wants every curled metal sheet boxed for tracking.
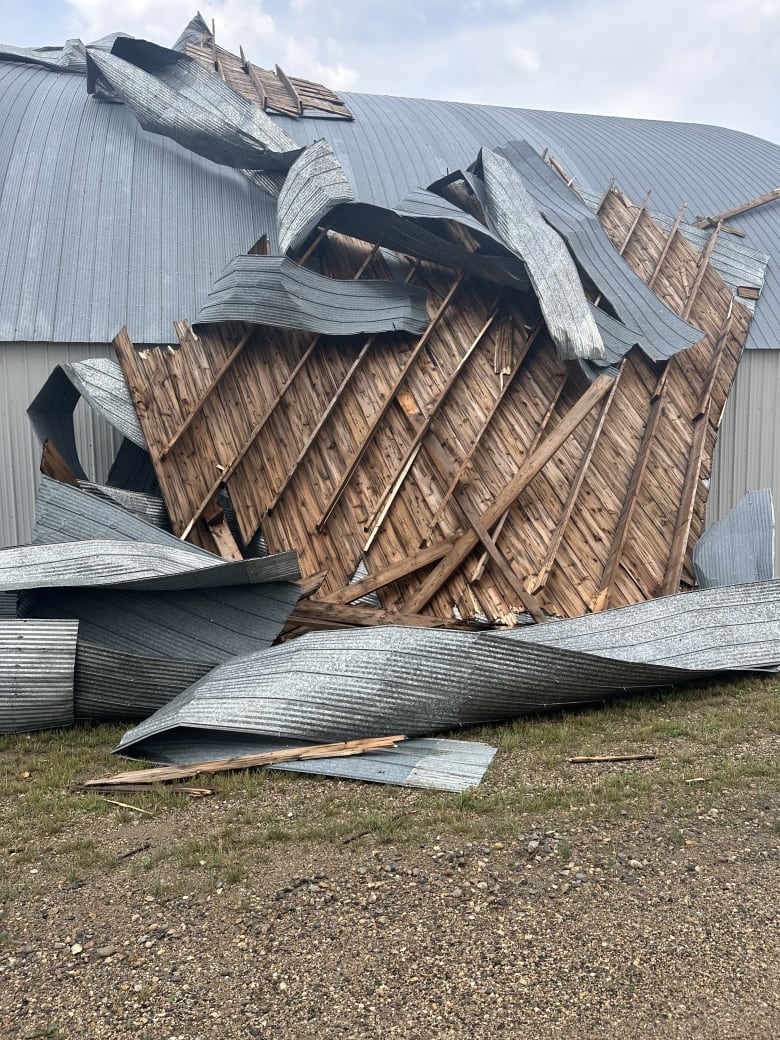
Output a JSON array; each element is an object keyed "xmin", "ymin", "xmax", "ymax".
[
  {"xmin": 86, "ymin": 39, "xmax": 301, "ymax": 171},
  {"xmin": 27, "ymin": 359, "xmax": 145, "ymax": 482},
  {"xmin": 693, "ymin": 490, "xmax": 775, "ymax": 590},
  {"xmin": 0, "ymin": 620, "xmax": 78, "ymax": 733},
  {"xmin": 77, "ymin": 483, "xmax": 171, "ymax": 530},
  {"xmin": 116, "ymin": 581, "xmax": 780, "ymax": 757},
  {"xmin": 0, "ymin": 539, "xmax": 300, "ymax": 592},
  {"xmin": 195, "ymin": 255, "xmax": 430, "ymax": 334},
  {"xmin": 478, "ymin": 148, "xmax": 605, "ymax": 362},
  {"xmin": 172, "ymin": 13, "xmax": 210, "ymax": 53},
  {"xmin": 495, "ymin": 140, "xmax": 703, "ymax": 362},
  {"xmin": 277, "ymin": 139, "xmax": 355, "ymax": 255}
]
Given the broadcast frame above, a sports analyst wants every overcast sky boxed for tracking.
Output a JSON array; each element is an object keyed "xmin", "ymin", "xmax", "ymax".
[{"xmin": 3, "ymin": 0, "xmax": 779, "ymax": 144}]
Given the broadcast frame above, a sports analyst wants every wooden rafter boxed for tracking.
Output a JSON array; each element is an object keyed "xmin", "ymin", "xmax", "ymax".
[
  {"xmin": 529, "ymin": 360, "xmax": 625, "ymax": 594},
  {"xmin": 647, "ymin": 202, "xmax": 688, "ymax": 289},
  {"xmin": 617, "ymin": 190, "xmax": 651, "ymax": 256},
  {"xmin": 590, "ymin": 368, "xmax": 670, "ymax": 613},
  {"xmin": 681, "ymin": 222, "xmax": 723, "ymax": 321},
  {"xmin": 404, "ymin": 374, "xmax": 615, "ymax": 614},
  {"xmin": 316, "ymin": 271, "xmax": 466, "ymax": 530},
  {"xmin": 275, "ymin": 64, "xmax": 303, "ymax": 116},
  {"xmin": 693, "ymin": 186, "xmax": 780, "ymax": 228},
  {"xmin": 661, "ymin": 402, "xmax": 711, "ymax": 596}
]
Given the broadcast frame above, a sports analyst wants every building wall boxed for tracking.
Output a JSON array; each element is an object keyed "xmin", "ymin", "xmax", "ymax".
[
  {"xmin": 0, "ymin": 343, "xmax": 121, "ymax": 547},
  {"xmin": 707, "ymin": 349, "xmax": 780, "ymax": 564}
]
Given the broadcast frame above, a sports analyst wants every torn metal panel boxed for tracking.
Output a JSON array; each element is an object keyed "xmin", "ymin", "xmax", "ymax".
[
  {"xmin": 0, "ymin": 619, "xmax": 78, "ymax": 733},
  {"xmin": 34, "ymin": 477, "xmax": 192, "ymax": 550},
  {"xmin": 117, "ymin": 731, "xmax": 496, "ymax": 793},
  {"xmin": 477, "ymin": 148, "xmax": 605, "ymax": 362},
  {"xmin": 0, "ymin": 539, "xmax": 300, "ymax": 592},
  {"xmin": 0, "ymin": 35, "xmax": 125, "ymax": 74},
  {"xmin": 195, "ymin": 255, "xmax": 430, "ymax": 335},
  {"xmin": 277, "ymin": 139, "xmax": 355, "ymax": 255},
  {"xmin": 115, "ymin": 581, "xmax": 780, "ymax": 757},
  {"xmin": 22, "ymin": 582, "xmax": 301, "ymax": 664},
  {"xmin": 27, "ymin": 360, "xmax": 146, "ymax": 482},
  {"xmin": 693, "ymin": 490, "xmax": 775, "ymax": 590},
  {"xmin": 508, "ymin": 581, "xmax": 780, "ymax": 670},
  {"xmin": 74, "ymin": 642, "xmax": 211, "ymax": 721},
  {"xmin": 86, "ymin": 39, "xmax": 301, "ymax": 171},
  {"xmin": 77, "ymin": 483, "xmax": 171, "ymax": 530},
  {"xmin": 172, "ymin": 13, "xmax": 210, "ymax": 52},
  {"xmin": 496, "ymin": 141, "xmax": 703, "ymax": 361}
]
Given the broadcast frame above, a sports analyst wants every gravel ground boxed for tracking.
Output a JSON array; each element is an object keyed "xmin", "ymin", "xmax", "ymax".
[{"xmin": 2, "ymin": 790, "xmax": 778, "ymax": 1039}]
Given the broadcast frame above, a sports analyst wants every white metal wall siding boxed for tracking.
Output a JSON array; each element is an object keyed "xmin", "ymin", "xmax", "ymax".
[
  {"xmin": 0, "ymin": 343, "xmax": 121, "ymax": 547},
  {"xmin": 708, "ymin": 349, "xmax": 780, "ymax": 562}
]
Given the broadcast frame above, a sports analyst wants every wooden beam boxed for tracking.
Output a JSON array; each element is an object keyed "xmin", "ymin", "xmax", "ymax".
[
  {"xmin": 404, "ymin": 373, "xmax": 615, "ymax": 614},
  {"xmin": 40, "ymin": 440, "xmax": 79, "ymax": 487},
  {"xmin": 158, "ymin": 326, "xmax": 256, "ymax": 462},
  {"xmin": 618, "ymin": 189, "xmax": 651, "ymax": 256},
  {"xmin": 361, "ymin": 301, "xmax": 501, "ymax": 552},
  {"xmin": 422, "ymin": 318, "xmax": 544, "ymax": 541},
  {"xmin": 595, "ymin": 177, "xmax": 617, "ymax": 215},
  {"xmin": 660, "ymin": 403, "xmax": 711, "ymax": 596},
  {"xmin": 320, "ymin": 536, "xmax": 461, "ymax": 605},
  {"xmin": 681, "ymin": 222, "xmax": 723, "ymax": 321},
  {"xmin": 693, "ymin": 186, "xmax": 780, "ymax": 228},
  {"xmin": 288, "ymin": 598, "xmax": 477, "ymax": 630},
  {"xmin": 694, "ymin": 304, "xmax": 734, "ymax": 419},
  {"xmin": 590, "ymin": 368, "xmax": 669, "ymax": 613},
  {"xmin": 530, "ymin": 360, "xmax": 624, "ymax": 594},
  {"xmin": 240, "ymin": 46, "xmax": 268, "ymax": 109},
  {"xmin": 647, "ymin": 202, "xmax": 688, "ymax": 290},
  {"xmin": 275, "ymin": 63, "xmax": 303, "ymax": 116},
  {"xmin": 316, "ymin": 271, "xmax": 465, "ymax": 530},
  {"xmin": 469, "ymin": 363, "xmax": 569, "ymax": 582}
]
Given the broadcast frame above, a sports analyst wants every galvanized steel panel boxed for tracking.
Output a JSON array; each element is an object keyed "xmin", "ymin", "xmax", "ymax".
[
  {"xmin": 277, "ymin": 139, "xmax": 355, "ymax": 255},
  {"xmin": 478, "ymin": 148, "xmax": 605, "ymax": 361},
  {"xmin": 694, "ymin": 490, "xmax": 775, "ymax": 589},
  {"xmin": 116, "ymin": 581, "xmax": 780, "ymax": 758},
  {"xmin": 86, "ymin": 39, "xmax": 300, "ymax": 170},
  {"xmin": 0, "ymin": 619, "xmax": 78, "ymax": 732},
  {"xmin": 196, "ymin": 255, "xmax": 429, "ymax": 335}
]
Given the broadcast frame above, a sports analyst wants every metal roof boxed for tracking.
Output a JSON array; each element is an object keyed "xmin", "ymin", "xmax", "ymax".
[
  {"xmin": 1, "ymin": 53, "xmax": 780, "ymax": 349},
  {"xmin": 0, "ymin": 619, "xmax": 78, "ymax": 732},
  {"xmin": 693, "ymin": 489, "xmax": 775, "ymax": 589}
]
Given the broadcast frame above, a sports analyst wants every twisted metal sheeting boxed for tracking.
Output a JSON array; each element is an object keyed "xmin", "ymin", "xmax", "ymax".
[
  {"xmin": 116, "ymin": 581, "xmax": 780, "ymax": 757},
  {"xmin": 86, "ymin": 39, "xmax": 301, "ymax": 171},
  {"xmin": 478, "ymin": 148, "xmax": 605, "ymax": 362},
  {"xmin": 277, "ymin": 139, "xmax": 355, "ymax": 255},
  {"xmin": 196, "ymin": 255, "xmax": 429, "ymax": 334}
]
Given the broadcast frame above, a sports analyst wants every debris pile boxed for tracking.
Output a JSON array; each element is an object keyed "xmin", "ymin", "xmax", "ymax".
[{"xmin": 1, "ymin": 26, "xmax": 778, "ymax": 791}]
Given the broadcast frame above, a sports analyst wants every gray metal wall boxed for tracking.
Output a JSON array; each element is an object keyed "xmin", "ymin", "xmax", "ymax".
[
  {"xmin": 708, "ymin": 349, "xmax": 780, "ymax": 564},
  {"xmin": 0, "ymin": 343, "xmax": 121, "ymax": 547}
]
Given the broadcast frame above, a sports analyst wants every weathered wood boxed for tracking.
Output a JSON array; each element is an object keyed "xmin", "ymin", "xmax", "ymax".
[
  {"xmin": 661, "ymin": 404, "xmax": 711, "ymax": 596},
  {"xmin": 289, "ymin": 598, "xmax": 478, "ymax": 630},
  {"xmin": 590, "ymin": 369, "xmax": 669, "ymax": 613},
  {"xmin": 681, "ymin": 223, "xmax": 723, "ymax": 321},
  {"xmin": 693, "ymin": 186, "xmax": 780, "ymax": 228},
  {"xmin": 405, "ymin": 373, "xmax": 615, "ymax": 614},
  {"xmin": 317, "ymin": 272, "xmax": 465, "ymax": 530},
  {"xmin": 240, "ymin": 46, "xmax": 267, "ymax": 108},
  {"xmin": 362, "ymin": 302, "xmax": 500, "ymax": 552},
  {"xmin": 321, "ymin": 536, "xmax": 461, "ymax": 605},
  {"xmin": 423, "ymin": 319, "xmax": 544, "ymax": 540},
  {"xmin": 80, "ymin": 736, "xmax": 406, "ymax": 788},
  {"xmin": 530, "ymin": 361, "xmax": 624, "ymax": 593},
  {"xmin": 159, "ymin": 326, "xmax": 256, "ymax": 462},
  {"xmin": 40, "ymin": 440, "xmax": 79, "ymax": 486},
  {"xmin": 595, "ymin": 177, "xmax": 617, "ymax": 215},
  {"xmin": 618, "ymin": 189, "xmax": 651, "ymax": 255},
  {"xmin": 694, "ymin": 305, "xmax": 734, "ymax": 418},
  {"xmin": 647, "ymin": 202, "xmax": 687, "ymax": 290},
  {"xmin": 274, "ymin": 64, "xmax": 303, "ymax": 115}
]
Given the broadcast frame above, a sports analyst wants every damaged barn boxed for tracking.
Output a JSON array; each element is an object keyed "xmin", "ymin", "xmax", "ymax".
[{"xmin": 0, "ymin": 18, "xmax": 778, "ymax": 788}]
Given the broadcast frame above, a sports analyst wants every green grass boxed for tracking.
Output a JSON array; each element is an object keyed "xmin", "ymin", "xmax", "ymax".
[{"xmin": 1, "ymin": 674, "xmax": 778, "ymax": 901}]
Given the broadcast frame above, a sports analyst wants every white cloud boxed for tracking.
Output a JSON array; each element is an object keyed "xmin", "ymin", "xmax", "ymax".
[{"xmin": 58, "ymin": 0, "xmax": 780, "ymax": 143}]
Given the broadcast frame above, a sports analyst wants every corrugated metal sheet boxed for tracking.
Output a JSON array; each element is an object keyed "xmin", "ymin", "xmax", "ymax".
[
  {"xmin": 86, "ymin": 39, "xmax": 301, "ymax": 169},
  {"xmin": 115, "ymin": 581, "xmax": 780, "ymax": 757},
  {"xmin": 493, "ymin": 140, "xmax": 703, "ymax": 361},
  {"xmin": 196, "ymin": 255, "xmax": 429, "ymax": 334},
  {"xmin": 118, "ymin": 731, "xmax": 497, "ymax": 793},
  {"xmin": 0, "ymin": 538, "xmax": 300, "ymax": 592},
  {"xmin": 283, "ymin": 93, "xmax": 780, "ymax": 351},
  {"xmin": 0, "ymin": 62, "xmax": 278, "ymax": 343},
  {"xmin": 694, "ymin": 490, "xmax": 775, "ymax": 589},
  {"xmin": 0, "ymin": 619, "xmax": 78, "ymax": 732},
  {"xmin": 0, "ymin": 342, "xmax": 123, "ymax": 548},
  {"xmin": 477, "ymin": 148, "xmax": 604, "ymax": 361},
  {"xmin": 277, "ymin": 138, "xmax": 355, "ymax": 255},
  {"xmin": 708, "ymin": 350, "xmax": 780, "ymax": 562},
  {"xmin": 0, "ymin": 592, "xmax": 17, "ymax": 617}
]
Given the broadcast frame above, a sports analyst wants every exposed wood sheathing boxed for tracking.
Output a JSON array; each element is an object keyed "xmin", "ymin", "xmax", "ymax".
[{"xmin": 114, "ymin": 183, "xmax": 751, "ymax": 627}]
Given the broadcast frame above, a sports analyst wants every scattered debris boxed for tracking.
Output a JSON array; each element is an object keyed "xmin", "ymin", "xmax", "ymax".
[{"xmin": 569, "ymin": 754, "xmax": 656, "ymax": 764}]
